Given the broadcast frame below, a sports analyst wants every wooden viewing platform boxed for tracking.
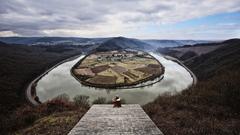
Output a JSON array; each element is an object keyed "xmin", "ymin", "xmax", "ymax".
[{"xmin": 68, "ymin": 104, "xmax": 163, "ymax": 135}]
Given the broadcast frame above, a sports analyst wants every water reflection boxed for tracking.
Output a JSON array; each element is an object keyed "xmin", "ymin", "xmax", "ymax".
[{"xmin": 36, "ymin": 53, "xmax": 193, "ymax": 105}]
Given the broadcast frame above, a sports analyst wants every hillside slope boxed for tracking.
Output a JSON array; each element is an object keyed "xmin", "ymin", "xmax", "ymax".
[
  {"xmin": 143, "ymin": 39, "xmax": 212, "ymax": 48},
  {"xmin": 144, "ymin": 39, "xmax": 240, "ymax": 135},
  {"xmin": 92, "ymin": 37, "xmax": 152, "ymax": 51},
  {"xmin": 185, "ymin": 39, "xmax": 240, "ymax": 80},
  {"xmin": 0, "ymin": 37, "xmax": 213, "ymax": 48},
  {"xmin": 0, "ymin": 37, "xmax": 109, "ymax": 46},
  {"xmin": 0, "ymin": 42, "xmax": 83, "ymax": 134}
]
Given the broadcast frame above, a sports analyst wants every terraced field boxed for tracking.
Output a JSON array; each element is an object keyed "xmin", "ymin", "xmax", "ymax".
[{"xmin": 72, "ymin": 50, "xmax": 164, "ymax": 88}]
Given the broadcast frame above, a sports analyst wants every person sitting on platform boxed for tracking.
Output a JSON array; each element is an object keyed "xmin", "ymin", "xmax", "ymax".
[{"xmin": 112, "ymin": 95, "xmax": 121, "ymax": 107}]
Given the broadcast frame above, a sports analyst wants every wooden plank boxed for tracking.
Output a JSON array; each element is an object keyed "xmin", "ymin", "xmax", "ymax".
[{"xmin": 68, "ymin": 104, "xmax": 163, "ymax": 135}]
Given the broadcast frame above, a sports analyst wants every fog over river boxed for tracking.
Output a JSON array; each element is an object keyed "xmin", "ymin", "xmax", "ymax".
[{"xmin": 36, "ymin": 52, "xmax": 193, "ymax": 105}]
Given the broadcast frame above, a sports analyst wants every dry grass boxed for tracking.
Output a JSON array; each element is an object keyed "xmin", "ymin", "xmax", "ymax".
[
  {"xmin": 6, "ymin": 98, "xmax": 88, "ymax": 135},
  {"xmin": 143, "ymin": 70, "xmax": 240, "ymax": 135},
  {"xmin": 15, "ymin": 111, "xmax": 84, "ymax": 135}
]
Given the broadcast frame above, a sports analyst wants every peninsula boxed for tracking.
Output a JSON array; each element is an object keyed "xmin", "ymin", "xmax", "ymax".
[{"xmin": 72, "ymin": 50, "xmax": 164, "ymax": 88}]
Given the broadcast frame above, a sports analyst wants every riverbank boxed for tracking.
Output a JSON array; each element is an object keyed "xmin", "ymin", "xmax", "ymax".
[
  {"xmin": 26, "ymin": 54, "xmax": 82, "ymax": 105},
  {"xmin": 163, "ymin": 55, "xmax": 197, "ymax": 86}
]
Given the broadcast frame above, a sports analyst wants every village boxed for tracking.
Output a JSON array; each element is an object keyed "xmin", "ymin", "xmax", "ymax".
[{"xmin": 96, "ymin": 50, "xmax": 152, "ymax": 62}]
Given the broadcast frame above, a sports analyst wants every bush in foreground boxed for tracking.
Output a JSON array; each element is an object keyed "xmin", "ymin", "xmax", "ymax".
[
  {"xmin": 92, "ymin": 97, "xmax": 107, "ymax": 104},
  {"xmin": 73, "ymin": 95, "xmax": 90, "ymax": 108}
]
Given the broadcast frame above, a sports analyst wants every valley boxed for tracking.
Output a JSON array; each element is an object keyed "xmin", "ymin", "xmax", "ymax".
[
  {"xmin": 1, "ymin": 1, "xmax": 239, "ymax": 134},
  {"xmin": 0, "ymin": 37, "xmax": 239, "ymax": 135}
]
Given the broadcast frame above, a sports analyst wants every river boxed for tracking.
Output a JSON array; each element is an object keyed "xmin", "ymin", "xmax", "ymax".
[{"xmin": 36, "ymin": 52, "xmax": 193, "ymax": 105}]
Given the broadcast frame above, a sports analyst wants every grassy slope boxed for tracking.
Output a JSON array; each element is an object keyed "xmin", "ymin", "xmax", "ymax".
[
  {"xmin": 0, "ymin": 43, "xmax": 83, "ymax": 134},
  {"xmin": 185, "ymin": 39, "xmax": 240, "ymax": 80},
  {"xmin": 144, "ymin": 39, "xmax": 240, "ymax": 135},
  {"xmin": 16, "ymin": 111, "xmax": 83, "ymax": 135},
  {"xmin": 14, "ymin": 101, "xmax": 88, "ymax": 135}
]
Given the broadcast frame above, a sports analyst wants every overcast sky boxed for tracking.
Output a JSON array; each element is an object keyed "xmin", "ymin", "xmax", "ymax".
[{"xmin": 0, "ymin": 0, "xmax": 240, "ymax": 39}]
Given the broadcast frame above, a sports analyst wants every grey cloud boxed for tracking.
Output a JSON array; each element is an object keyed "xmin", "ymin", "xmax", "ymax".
[
  {"xmin": 137, "ymin": 4, "xmax": 173, "ymax": 14},
  {"xmin": 0, "ymin": 0, "xmax": 240, "ymax": 37}
]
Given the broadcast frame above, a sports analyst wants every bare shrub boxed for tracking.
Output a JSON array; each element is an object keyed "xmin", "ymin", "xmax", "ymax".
[
  {"xmin": 93, "ymin": 97, "xmax": 106, "ymax": 104},
  {"xmin": 73, "ymin": 95, "xmax": 90, "ymax": 108}
]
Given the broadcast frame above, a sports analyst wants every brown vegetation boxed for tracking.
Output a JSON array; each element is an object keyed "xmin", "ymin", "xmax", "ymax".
[
  {"xmin": 0, "ymin": 42, "xmax": 82, "ymax": 134},
  {"xmin": 144, "ymin": 70, "xmax": 240, "ymax": 135},
  {"xmin": 13, "ymin": 98, "xmax": 88, "ymax": 135},
  {"xmin": 144, "ymin": 39, "xmax": 240, "ymax": 134}
]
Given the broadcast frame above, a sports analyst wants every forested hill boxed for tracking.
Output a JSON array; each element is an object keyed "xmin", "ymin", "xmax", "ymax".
[
  {"xmin": 185, "ymin": 39, "xmax": 240, "ymax": 80},
  {"xmin": 0, "ymin": 42, "xmax": 83, "ymax": 133}
]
